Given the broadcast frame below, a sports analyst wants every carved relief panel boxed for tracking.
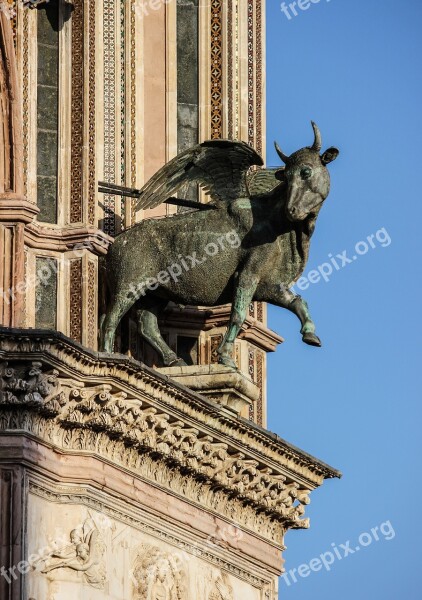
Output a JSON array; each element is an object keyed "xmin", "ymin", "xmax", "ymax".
[
  {"xmin": 25, "ymin": 490, "xmax": 271, "ymax": 600},
  {"xmin": 132, "ymin": 544, "xmax": 186, "ymax": 600}
]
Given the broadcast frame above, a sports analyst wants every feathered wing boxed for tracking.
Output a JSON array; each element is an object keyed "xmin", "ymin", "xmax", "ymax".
[
  {"xmin": 246, "ymin": 167, "xmax": 284, "ymax": 198},
  {"xmin": 134, "ymin": 140, "xmax": 264, "ymax": 211}
]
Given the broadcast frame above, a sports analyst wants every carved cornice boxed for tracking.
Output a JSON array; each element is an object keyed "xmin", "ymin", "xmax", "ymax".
[
  {"xmin": 0, "ymin": 328, "xmax": 340, "ymax": 541},
  {"xmin": 0, "ymin": 207, "xmax": 113, "ymax": 254},
  {"xmin": 0, "ymin": 196, "xmax": 39, "ymax": 223},
  {"xmin": 23, "ymin": 222, "xmax": 113, "ymax": 255}
]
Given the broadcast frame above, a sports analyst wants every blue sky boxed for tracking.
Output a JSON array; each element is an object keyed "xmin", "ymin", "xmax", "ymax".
[{"xmin": 266, "ymin": 1, "xmax": 421, "ymax": 598}]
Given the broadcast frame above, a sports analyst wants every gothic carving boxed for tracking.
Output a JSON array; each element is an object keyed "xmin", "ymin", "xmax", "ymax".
[
  {"xmin": 0, "ymin": 358, "xmax": 311, "ymax": 531},
  {"xmin": 132, "ymin": 544, "xmax": 186, "ymax": 599},
  {"xmin": 0, "ymin": 361, "xmax": 63, "ymax": 410},
  {"xmin": 36, "ymin": 518, "xmax": 106, "ymax": 589}
]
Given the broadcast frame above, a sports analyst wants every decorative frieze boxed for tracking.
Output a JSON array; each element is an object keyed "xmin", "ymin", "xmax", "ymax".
[
  {"xmin": 0, "ymin": 359, "xmax": 310, "ymax": 530},
  {"xmin": 0, "ymin": 331, "xmax": 340, "ymax": 543}
]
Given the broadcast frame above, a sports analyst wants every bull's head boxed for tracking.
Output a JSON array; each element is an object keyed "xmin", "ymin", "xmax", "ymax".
[{"xmin": 274, "ymin": 122, "xmax": 339, "ymax": 221}]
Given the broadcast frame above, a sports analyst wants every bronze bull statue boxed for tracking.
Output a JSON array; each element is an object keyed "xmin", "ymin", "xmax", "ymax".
[{"xmin": 100, "ymin": 122, "xmax": 339, "ymax": 368}]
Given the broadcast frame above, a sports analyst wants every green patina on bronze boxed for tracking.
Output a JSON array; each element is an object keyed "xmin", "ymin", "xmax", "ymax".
[{"xmin": 99, "ymin": 123, "xmax": 339, "ymax": 368}]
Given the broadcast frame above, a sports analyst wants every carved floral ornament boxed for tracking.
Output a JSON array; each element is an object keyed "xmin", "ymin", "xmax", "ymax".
[{"xmin": 0, "ymin": 359, "xmax": 311, "ymax": 529}]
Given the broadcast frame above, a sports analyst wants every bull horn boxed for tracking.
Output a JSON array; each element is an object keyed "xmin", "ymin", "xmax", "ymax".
[
  {"xmin": 274, "ymin": 141, "xmax": 289, "ymax": 164},
  {"xmin": 310, "ymin": 121, "xmax": 322, "ymax": 152}
]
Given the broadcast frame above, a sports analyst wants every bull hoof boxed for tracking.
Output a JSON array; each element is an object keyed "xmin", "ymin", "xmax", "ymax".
[
  {"xmin": 302, "ymin": 332, "xmax": 322, "ymax": 347},
  {"xmin": 218, "ymin": 355, "xmax": 237, "ymax": 369}
]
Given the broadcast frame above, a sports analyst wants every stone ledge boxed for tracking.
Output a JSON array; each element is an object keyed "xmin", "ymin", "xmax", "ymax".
[
  {"xmin": 0, "ymin": 327, "xmax": 341, "ymax": 543},
  {"xmin": 158, "ymin": 364, "xmax": 259, "ymax": 413},
  {"xmin": 0, "ymin": 328, "xmax": 341, "ymax": 484}
]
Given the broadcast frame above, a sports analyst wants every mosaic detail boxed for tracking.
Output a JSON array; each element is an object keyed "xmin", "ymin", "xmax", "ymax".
[
  {"xmin": 87, "ymin": 260, "xmax": 96, "ymax": 349},
  {"xmin": 69, "ymin": 259, "xmax": 82, "ymax": 343},
  {"xmin": 210, "ymin": 334, "xmax": 223, "ymax": 364},
  {"xmin": 120, "ymin": 0, "xmax": 126, "ymax": 227},
  {"xmin": 256, "ymin": 350, "xmax": 263, "ymax": 426},
  {"xmin": 210, "ymin": 0, "xmax": 223, "ymax": 139},
  {"xmin": 130, "ymin": 0, "xmax": 136, "ymax": 224},
  {"xmin": 70, "ymin": 0, "xmax": 84, "ymax": 222},
  {"xmin": 227, "ymin": 0, "xmax": 233, "ymax": 139},
  {"xmin": 248, "ymin": 346, "xmax": 255, "ymax": 421},
  {"xmin": 103, "ymin": 0, "xmax": 116, "ymax": 236},
  {"xmin": 234, "ymin": 0, "xmax": 240, "ymax": 140},
  {"xmin": 255, "ymin": 0, "xmax": 263, "ymax": 155},
  {"xmin": 247, "ymin": 0, "xmax": 254, "ymax": 146},
  {"xmin": 87, "ymin": 0, "xmax": 96, "ymax": 225}
]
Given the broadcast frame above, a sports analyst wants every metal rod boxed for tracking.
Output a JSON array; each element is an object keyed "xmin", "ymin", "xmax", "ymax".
[{"xmin": 98, "ymin": 183, "xmax": 217, "ymax": 211}]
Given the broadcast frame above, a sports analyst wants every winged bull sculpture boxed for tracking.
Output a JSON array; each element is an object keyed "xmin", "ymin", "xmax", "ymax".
[{"xmin": 99, "ymin": 122, "xmax": 339, "ymax": 368}]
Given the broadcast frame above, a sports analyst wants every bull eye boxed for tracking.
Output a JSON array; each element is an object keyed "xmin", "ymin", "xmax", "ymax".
[{"xmin": 300, "ymin": 167, "xmax": 312, "ymax": 180}]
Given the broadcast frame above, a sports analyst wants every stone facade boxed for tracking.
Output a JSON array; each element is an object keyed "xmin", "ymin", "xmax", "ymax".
[
  {"xmin": 0, "ymin": 2, "xmax": 340, "ymax": 598},
  {"xmin": 0, "ymin": 329, "xmax": 339, "ymax": 599},
  {"xmin": 0, "ymin": 0, "xmax": 275, "ymax": 427}
]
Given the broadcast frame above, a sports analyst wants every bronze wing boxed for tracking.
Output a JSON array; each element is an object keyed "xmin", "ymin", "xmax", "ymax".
[
  {"xmin": 134, "ymin": 140, "xmax": 264, "ymax": 211},
  {"xmin": 246, "ymin": 166, "xmax": 284, "ymax": 198}
]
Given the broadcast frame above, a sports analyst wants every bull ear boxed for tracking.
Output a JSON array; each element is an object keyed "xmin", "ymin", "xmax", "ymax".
[
  {"xmin": 275, "ymin": 169, "xmax": 286, "ymax": 182},
  {"xmin": 321, "ymin": 147, "xmax": 339, "ymax": 165}
]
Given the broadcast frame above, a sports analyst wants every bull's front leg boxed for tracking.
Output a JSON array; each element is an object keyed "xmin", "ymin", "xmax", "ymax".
[
  {"xmin": 217, "ymin": 273, "xmax": 259, "ymax": 369},
  {"xmin": 275, "ymin": 287, "xmax": 321, "ymax": 347}
]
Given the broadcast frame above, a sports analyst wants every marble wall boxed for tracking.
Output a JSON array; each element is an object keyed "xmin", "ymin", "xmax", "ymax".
[{"xmin": 26, "ymin": 494, "xmax": 265, "ymax": 600}]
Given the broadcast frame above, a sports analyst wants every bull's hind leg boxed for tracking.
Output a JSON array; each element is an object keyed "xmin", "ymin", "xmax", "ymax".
[
  {"xmin": 277, "ymin": 288, "xmax": 321, "ymax": 347},
  {"xmin": 136, "ymin": 300, "xmax": 187, "ymax": 367}
]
